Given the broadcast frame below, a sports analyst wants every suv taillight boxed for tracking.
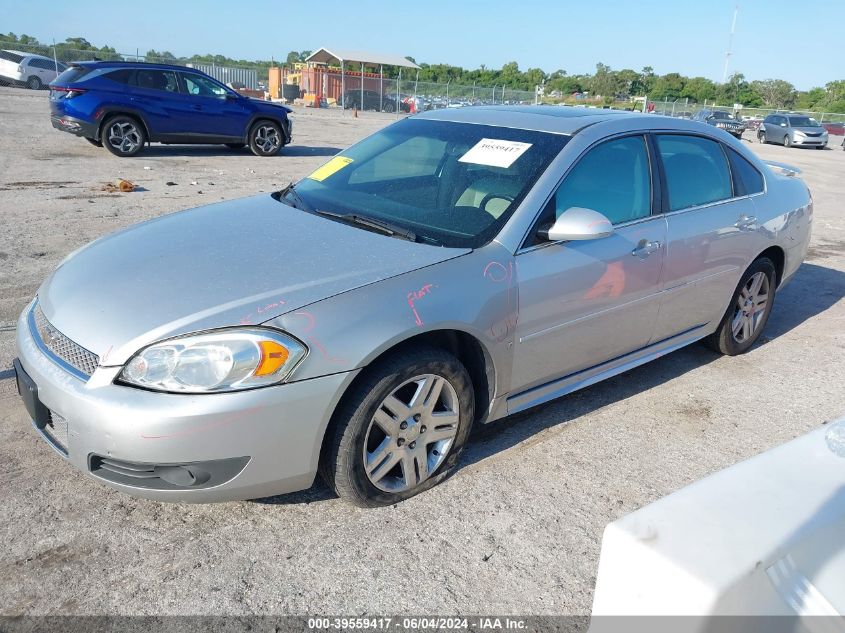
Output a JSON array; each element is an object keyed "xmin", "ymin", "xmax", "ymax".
[{"xmin": 52, "ymin": 86, "xmax": 86, "ymax": 99}]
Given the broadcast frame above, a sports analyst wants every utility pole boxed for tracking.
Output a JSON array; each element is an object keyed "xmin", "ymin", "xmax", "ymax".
[{"xmin": 722, "ymin": 3, "xmax": 739, "ymax": 83}]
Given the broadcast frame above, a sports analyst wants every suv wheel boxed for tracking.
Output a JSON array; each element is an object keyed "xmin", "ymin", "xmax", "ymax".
[
  {"xmin": 248, "ymin": 121, "xmax": 283, "ymax": 156},
  {"xmin": 102, "ymin": 116, "xmax": 146, "ymax": 157},
  {"xmin": 27, "ymin": 76, "xmax": 42, "ymax": 90},
  {"xmin": 320, "ymin": 347, "xmax": 474, "ymax": 507}
]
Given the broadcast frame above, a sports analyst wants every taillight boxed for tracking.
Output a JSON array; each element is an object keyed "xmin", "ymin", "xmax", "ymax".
[{"xmin": 52, "ymin": 86, "xmax": 86, "ymax": 99}]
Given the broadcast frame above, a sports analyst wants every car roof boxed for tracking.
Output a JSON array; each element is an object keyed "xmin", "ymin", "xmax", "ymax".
[
  {"xmin": 415, "ymin": 105, "xmax": 642, "ymax": 135},
  {"xmin": 71, "ymin": 60, "xmax": 197, "ymax": 73}
]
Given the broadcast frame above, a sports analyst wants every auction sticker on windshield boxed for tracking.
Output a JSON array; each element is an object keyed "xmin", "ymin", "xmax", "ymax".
[
  {"xmin": 459, "ymin": 138, "xmax": 532, "ymax": 168},
  {"xmin": 308, "ymin": 156, "xmax": 354, "ymax": 182}
]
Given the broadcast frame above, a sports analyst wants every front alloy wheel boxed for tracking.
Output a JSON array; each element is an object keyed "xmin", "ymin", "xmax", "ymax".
[
  {"xmin": 364, "ymin": 374, "xmax": 459, "ymax": 492},
  {"xmin": 249, "ymin": 121, "xmax": 283, "ymax": 156},
  {"xmin": 321, "ymin": 347, "xmax": 474, "ymax": 507}
]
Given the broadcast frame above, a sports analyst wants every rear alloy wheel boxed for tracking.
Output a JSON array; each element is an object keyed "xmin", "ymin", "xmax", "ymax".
[
  {"xmin": 706, "ymin": 257, "xmax": 776, "ymax": 356},
  {"xmin": 102, "ymin": 116, "xmax": 146, "ymax": 157},
  {"xmin": 27, "ymin": 76, "xmax": 42, "ymax": 90},
  {"xmin": 783, "ymin": 135, "xmax": 792, "ymax": 148},
  {"xmin": 248, "ymin": 121, "xmax": 283, "ymax": 156},
  {"xmin": 320, "ymin": 347, "xmax": 474, "ymax": 507}
]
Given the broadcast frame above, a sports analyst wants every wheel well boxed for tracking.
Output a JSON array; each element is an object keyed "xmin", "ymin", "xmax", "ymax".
[
  {"xmin": 97, "ymin": 112, "xmax": 149, "ymax": 142},
  {"xmin": 757, "ymin": 246, "xmax": 785, "ymax": 286}
]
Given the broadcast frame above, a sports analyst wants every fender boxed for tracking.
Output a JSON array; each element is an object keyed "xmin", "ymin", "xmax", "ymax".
[
  {"xmin": 244, "ymin": 112, "xmax": 292, "ymax": 145},
  {"xmin": 93, "ymin": 105, "xmax": 153, "ymax": 141}
]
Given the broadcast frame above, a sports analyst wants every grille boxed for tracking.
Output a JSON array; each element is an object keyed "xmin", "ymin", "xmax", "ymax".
[
  {"xmin": 805, "ymin": 132, "xmax": 822, "ymax": 137},
  {"xmin": 43, "ymin": 410, "xmax": 69, "ymax": 455},
  {"xmin": 32, "ymin": 303, "xmax": 99, "ymax": 377}
]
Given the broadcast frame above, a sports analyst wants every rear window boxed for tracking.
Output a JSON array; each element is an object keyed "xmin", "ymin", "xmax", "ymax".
[
  {"xmin": 726, "ymin": 148, "xmax": 764, "ymax": 196},
  {"xmin": 0, "ymin": 50, "xmax": 24, "ymax": 63},
  {"xmin": 54, "ymin": 65, "xmax": 94, "ymax": 84},
  {"xmin": 656, "ymin": 135, "xmax": 733, "ymax": 211}
]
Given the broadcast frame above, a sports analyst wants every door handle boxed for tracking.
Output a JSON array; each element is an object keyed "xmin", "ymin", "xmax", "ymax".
[
  {"xmin": 735, "ymin": 215, "xmax": 757, "ymax": 230},
  {"xmin": 631, "ymin": 239, "xmax": 661, "ymax": 258},
  {"xmin": 192, "ymin": 104, "xmax": 203, "ymax": 111}
]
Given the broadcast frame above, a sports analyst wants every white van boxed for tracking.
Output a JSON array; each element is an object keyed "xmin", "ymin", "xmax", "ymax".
[{"xmin": 0, "ymin": 50, "xmax": 67, "ymax": 89}]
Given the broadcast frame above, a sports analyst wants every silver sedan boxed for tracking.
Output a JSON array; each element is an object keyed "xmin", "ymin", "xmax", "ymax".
[{"xmin": 14, "ymin": 107, "xmax": 813, "ymax": 507}]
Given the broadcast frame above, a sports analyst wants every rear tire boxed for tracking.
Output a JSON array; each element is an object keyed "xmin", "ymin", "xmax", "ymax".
[
  {"xmin": 320, "ymin": 347, "xmax": 474, "ymax": 508},
  {"xmin": 248, "ymin": 120, "xmax": 283, "ymax": 156},
  {"xmin": 705, "ymin": 257, "xmax": 777, "ymax": 356},
  {"xmin": 26, "ymin": 76, "xmax": 42, "ymax": 90},
  {"xmin": 101, "ymin": 115, "xmax": 146, "ymax": 157}
]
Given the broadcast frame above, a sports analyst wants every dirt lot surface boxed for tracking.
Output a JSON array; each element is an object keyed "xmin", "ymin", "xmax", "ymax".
[{"xmin": 1, "ymin": 86, "xmax": 843, "ymax": 616}]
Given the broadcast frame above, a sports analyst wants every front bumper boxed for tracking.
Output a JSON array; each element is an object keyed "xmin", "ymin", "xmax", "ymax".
[
  {"xmin": 50, "ymin": 114, "xmax": 98, "ymax": 139},
  {"xmin": 15, "ymin": 303, "xmax": 358, "ymax": 502},
  {"xmin": 791, "ymin": 135, "xmax": 827, "ymax": 146}
]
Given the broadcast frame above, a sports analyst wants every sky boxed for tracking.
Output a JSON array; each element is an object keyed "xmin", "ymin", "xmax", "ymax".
[{"xmin": 2, "ymin": 0, "xmax": 842, "ymax": 90}]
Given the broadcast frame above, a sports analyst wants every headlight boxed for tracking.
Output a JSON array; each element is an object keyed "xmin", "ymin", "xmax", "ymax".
[
  {"xmin": 119, "ymin": 328, "xmax": 307, "ymax": 393},
  {"xmin": 794, "ymin": 130, "xmax": 806, "ymax": 137}
]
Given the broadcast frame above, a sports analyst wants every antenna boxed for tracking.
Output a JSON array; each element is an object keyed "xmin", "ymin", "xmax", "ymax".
[{"xmin": 722, "ymin": 3, "xmax": 739, "ymax": 83}]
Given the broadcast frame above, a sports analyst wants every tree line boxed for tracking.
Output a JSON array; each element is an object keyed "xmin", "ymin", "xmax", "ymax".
[{"xmin": 2, "ymin": 34, "xmax": 842, "ymax": 113}]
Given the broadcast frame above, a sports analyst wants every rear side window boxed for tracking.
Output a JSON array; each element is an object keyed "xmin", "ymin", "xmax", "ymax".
[
  {"xmin": 656, "ymin": 135, "xmax": 732, "ymax": 211},
  {"xmin": 726, "ymin": 148, "xmax": 764, "ymax": 196},
  {"xmin": 54, "ymin": 65, "xmax": 94, "ymax": 84},
  {"xmin": 136, "ymin": 69, "xmax": 179, "ymax": 93},
  {"xmin": 0, "ymin": 50, "xmax": 24, "ymax": 63},
  {"xmin": 104, "ymin": 69, "xmax": 135, "ymax": 85}
]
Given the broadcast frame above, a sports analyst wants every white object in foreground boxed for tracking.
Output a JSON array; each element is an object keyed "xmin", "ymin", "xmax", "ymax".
[{"xmin": 592, "ymin": 419, "xmax": 845, "ymax": 621}]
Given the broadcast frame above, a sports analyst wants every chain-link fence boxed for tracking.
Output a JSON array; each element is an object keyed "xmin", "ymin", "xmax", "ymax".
[
  {"xmin": 0, "ymin": 42, "xmax": 538, "ymax": 109},
  {"xmin": 648, "ymin": 98, "xmax": 845, "ymax": 124}
]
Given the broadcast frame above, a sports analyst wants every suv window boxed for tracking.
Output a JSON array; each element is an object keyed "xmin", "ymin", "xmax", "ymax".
[
  {"xmin": 533, "ymin": 135, "xmax": 652, "ymax": 237},
  {"xmin": 27, "ymin": 58, "xmax": 62, "ymax": 70},
  {"xmin": 656, "ymin": 135, "xmax": 732, "ymax": 211},
  {"xmin": 180, "ymin": 73, "xmax": 228, "ymax": 97},
  {"xmin": 0, "ymin": 50, "xmax": 24, "ymax": 63},
  {"xmin": 54, "ymin": 65, "xmax": 94, "ymax": 84},
  {"xmin": 104, "ymin": 69, "xmax": 134, "ymax": 85},
  {"xmin": 726, "ymin": 148, "xmax": 764, "ymax": 196},
  {"xmin": 136, "ymin": 69, "xmax": 179, "ymax": 93}
]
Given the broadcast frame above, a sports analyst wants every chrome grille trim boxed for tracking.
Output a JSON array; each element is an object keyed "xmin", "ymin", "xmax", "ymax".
[{"xmin": 29, "ymin": 302, "xmax": 99, "ymax": 380}]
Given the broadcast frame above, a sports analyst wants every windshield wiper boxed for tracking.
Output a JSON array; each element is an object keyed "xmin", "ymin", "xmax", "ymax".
[
  {"xmin": 273, "ymin": 182, "xmax": 312, "ymax": 212},
  {"xmin": 313, "ymin": 209, "xmax": 418, "ymax": 242}
]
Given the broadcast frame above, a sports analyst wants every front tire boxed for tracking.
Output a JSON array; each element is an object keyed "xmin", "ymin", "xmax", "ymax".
[
  {"xmin": 783, "ymin": 135, "xmax": 792, "ymax": 148},
  {"xmin": 705, "ymin": 257, "xmax": 776, "ymax": 356},
  {"xmin": 248, "ymin": 120, "xmax": 283, "ymax": 156},
  {"xmin": 383, "ymin": 102, "xmax": 396, "ymax": 113},
  {"xmin": 320, "ymin": 347, "xmax": 474, "ymax": 507},
  {"xmin": 26, "ymin": 76, "xmax": 42, "ymax": 90},
  {"xmin": 101, "ymin": 115, "xmax": 146, "ymax": 157},
  {"xmin": 757, "ymin": 130, "xmax": 766, "ymax": 143}
]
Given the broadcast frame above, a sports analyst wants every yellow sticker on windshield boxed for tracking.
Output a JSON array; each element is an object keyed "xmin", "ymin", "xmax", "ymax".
[{"xmin": 307, "ymin": 156, "xmax": 354, "ymax": 182}]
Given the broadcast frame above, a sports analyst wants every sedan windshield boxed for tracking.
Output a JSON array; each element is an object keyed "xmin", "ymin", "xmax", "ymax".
[
  {"xmin": 287, "ymin": 118, "xmax": 569, "ymax": 248},
  {"xmin": 789, "ymin": 116, "xmax": 820, "ymax": 127}
]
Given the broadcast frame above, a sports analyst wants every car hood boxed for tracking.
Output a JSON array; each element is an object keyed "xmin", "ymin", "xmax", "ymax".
[
  {"xmin": 251, "ymin": 99, "xmax": 291, "ymax": 113},
  {"xmin": 37, "ymin": 195, "xmax": 469, "ymax": 366},
  {"xmin": 793, "ymin": 126, "xmax": 825, "ymax": 134}
]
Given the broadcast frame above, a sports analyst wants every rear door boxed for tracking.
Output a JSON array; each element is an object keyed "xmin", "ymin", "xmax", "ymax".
[
  {"xmin": 129, "ymin": 68, "xmax": 187, "ymax": 136},
  {"xmin": 650, "ymin": 134, "xmax": 765, "ymax": 341},
  {"xmin": 178, "ymin": 72, "xmax": 249, "ymax": 138}
]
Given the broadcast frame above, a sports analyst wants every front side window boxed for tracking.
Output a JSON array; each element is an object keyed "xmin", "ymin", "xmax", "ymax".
[
  {"xmin": 551, "ymin": 135, "xmax": 652, "ymax": 225},
  {"xmin": 656, "ymin": 135, "xmax": 732, "ymax": 211},
  {"xmin": 286, "ymin": 118, "xmax": 568, "ymax": 249},
  {"xmin": 135, "ymin": 69, "xmax": 178, "ymax": 93},
  {"xmin": 181, "ymin": 73, "xmax": 228, "ymax": 98}
]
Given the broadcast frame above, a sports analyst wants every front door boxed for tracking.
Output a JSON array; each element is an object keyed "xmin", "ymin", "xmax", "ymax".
[
  {"xmin": 511, "ymin": 134, "xmax": 666, "ymax": 394},
  {"xmin": 178, "ymin": 72, "xmax": 249, "ymax": 138}
]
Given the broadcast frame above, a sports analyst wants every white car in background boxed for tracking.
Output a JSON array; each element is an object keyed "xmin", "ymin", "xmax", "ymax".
[{"xmin": 0, "ymin": 50, "xmax": 67, "ymax": 89}]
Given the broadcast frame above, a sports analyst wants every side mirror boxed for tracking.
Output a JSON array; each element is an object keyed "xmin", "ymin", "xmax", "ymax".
[
  {"xmin": 225, "ymin": 93, "xmax": 240, "ymax": 101},
  {"xmin": 537, "ymin": 207, "xmax": 614, "ymax": 242},
  {"xmin": 780, "ymin": 122, "xmax": 787, "ymax": 127}
]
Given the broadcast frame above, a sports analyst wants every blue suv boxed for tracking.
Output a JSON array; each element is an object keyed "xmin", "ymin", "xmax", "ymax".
[{"xmin": 49, "ymin": 61, "xmax": 293, "ymax": 157}]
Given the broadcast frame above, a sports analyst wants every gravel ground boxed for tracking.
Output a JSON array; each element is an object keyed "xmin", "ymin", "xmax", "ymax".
[{"xmin": 0, "ymin": 86, "xmax": 843, "ymax": 616}]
